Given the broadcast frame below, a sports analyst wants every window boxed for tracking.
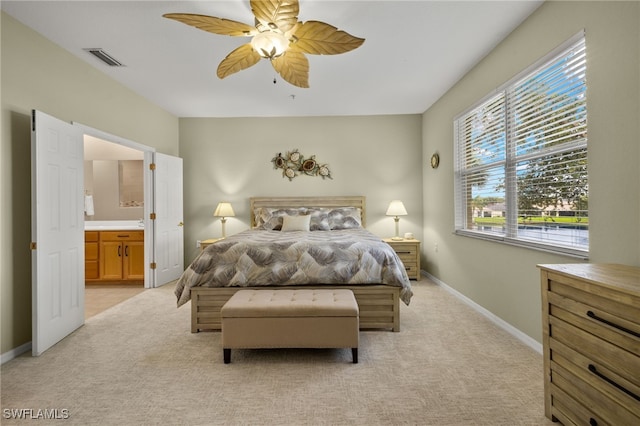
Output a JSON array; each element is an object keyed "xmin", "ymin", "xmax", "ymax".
[{"xmin": 454, "ymin": 33, "xmax": 588, "ymax": 257}]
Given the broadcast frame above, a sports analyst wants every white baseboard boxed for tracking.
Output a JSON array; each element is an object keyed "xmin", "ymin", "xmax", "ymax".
[
  {"xmin": 1, "ymin": 341, "xmax": 31, "ymax": 364},
  {"xmin": 421, "ymin": 271, "xmax": 542, "ymax": 354}
]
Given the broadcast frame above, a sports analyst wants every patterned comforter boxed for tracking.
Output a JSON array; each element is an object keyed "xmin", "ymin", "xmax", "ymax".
[{"xmin": 174, "ymin": 228, "xmax": 413, "ymax": 307}]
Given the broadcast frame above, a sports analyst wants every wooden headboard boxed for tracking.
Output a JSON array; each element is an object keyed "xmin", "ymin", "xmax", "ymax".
[{"xmin": 250, "ymin": 196, "xmax": 366, "ymax": 228}]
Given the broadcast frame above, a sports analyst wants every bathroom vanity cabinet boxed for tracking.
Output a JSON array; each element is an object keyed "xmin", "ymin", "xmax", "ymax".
[{"xmin": 85, "ymin": 230, "xmax": 144, "ymax": 282}]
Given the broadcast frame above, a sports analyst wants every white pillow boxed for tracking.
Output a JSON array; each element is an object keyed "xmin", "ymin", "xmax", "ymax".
[{"xmin": 281, "ymin": 214, "xmax": 311, "ymax": 232}]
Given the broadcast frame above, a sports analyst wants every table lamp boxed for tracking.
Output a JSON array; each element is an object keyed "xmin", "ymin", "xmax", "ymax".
[
  {"xmin": 214, "ymin": 202, "xmax": 235, "ymax": 238},
  {"xmin": 386, "ymin": 200, "xmax": 407, "ymax": 241}
]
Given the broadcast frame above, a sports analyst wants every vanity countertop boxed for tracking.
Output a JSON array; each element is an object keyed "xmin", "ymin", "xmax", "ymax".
[{"xmin": 84, "ymin": 220, "xmax": 144, "ymax": 231}]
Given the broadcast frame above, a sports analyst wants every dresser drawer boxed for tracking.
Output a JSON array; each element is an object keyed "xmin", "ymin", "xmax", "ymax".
[
  {"xmin": 549, "ymin": 277, "xmax": 640, "ymax": 333},
  {"xmin": 549, "ymin": 315, "xmax": 640, "ymax": 392},
  {"xmin": 550, "ymin": 368, "xmax": 640, "ymax": 426},
  {"xmin": 540, "ymin": 264, "xmax": 640, "ymax": 424},
  {"xmin": 548, "ymin": 291, "xmax": 640, "ymax": 358},
  {"xmin": 549, "ymin": 331, "xmax": 640, "ymax": 419},
  {"xmin": 549, "ymin": 381, "xmax": 600, "ymax": 426}
]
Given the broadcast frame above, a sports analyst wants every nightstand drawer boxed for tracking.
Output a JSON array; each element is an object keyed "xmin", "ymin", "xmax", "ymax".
[
  {"xmin": 383, "ymin": 238, "xmax": 420, "ymax": 280},
  {"xmin": 403, "ymin": 263, "xmax": 419, "ymax": 277},
  {"xmin": 395, "ymin": 248, "xmax": 418, "ymax": 260}
]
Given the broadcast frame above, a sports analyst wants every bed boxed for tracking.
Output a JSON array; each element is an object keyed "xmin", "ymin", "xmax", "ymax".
[{"xmin": 175, "ymin": 196, "xmax": 413, "ymax": 332}]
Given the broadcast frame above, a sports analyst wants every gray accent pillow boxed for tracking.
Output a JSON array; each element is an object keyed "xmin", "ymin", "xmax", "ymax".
[{"xmin": 328, "ymin": 207, "xmax": 362, "ymax": 229}]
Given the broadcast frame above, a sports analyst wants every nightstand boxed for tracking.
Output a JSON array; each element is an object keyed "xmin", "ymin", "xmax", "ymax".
[
  {"xmin": 383, "ymin": 238, "xmax": 421, "ymax": 280},
  {"xmin": 201, "ymin": 238, "xmax": 224, "ymax": 250}
]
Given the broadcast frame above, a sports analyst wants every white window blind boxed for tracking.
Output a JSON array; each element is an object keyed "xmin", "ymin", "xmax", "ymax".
[{"xmin": 454, "ymin": 33, "xmax": 588, "ymax": 257}]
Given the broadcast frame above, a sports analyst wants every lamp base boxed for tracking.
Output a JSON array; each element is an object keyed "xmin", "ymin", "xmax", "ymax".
[
  {"xmin": 220, "ymin": 218, "xmax": 227, "ymax": 239},
  {"xmin": 391, "ymin": 237, "xmax": 404, "ymax": 241}
]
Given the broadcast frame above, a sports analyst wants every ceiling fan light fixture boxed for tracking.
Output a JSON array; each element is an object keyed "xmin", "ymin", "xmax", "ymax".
[
  {"xmin": 251, "ymin": 31, "xmax": 289, "ymax": 59},
  {"xmin": 163, "ymin": 0, "xmax": 364, "ymax": 88}
]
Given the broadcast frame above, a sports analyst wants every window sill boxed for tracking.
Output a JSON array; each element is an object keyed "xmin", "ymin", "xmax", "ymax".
[{"xmin": 454, "ymin": 229, "xmax": 589, "ymax": 260}]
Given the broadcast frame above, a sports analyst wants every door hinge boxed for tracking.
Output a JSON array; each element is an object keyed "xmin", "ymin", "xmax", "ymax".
[
  {"xmin": 150, "ymin": 212, "xmax": 156, "ymax": 220},
  {"xmin": 150, "ymin": 262, "xmax": 157, "ymax": 270},
  {"xmin": 30, "ymin": 242, "xmax": 37, "ymax": 250},
  {"xmin": 149, "ymin": 163, "xmax": 156, "ymax": 170},
  {"xmin": 31, "ymin": 110, "xmax": 36, "ymax": 131}
]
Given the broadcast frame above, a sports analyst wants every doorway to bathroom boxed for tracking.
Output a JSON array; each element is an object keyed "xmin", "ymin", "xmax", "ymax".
[
  {"xmin": 31, "ymin": 110, "xmax": 183, "ymax": 355},
  {"xmin": 83, "ymin": 135, "xmax": 146, "ymax": 318},
  {"xmin": 76, "ymin": 123, "xmax": 185, "ymax": 290}
]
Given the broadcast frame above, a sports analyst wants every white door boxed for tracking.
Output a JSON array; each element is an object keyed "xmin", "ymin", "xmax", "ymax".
[
  {"xmin": 153, "ymin": 152, "xmax": 184, "ymax": 286},
  {"xmin": 31, "ymin": 110, "xmax": 84, "ymax": 356}
]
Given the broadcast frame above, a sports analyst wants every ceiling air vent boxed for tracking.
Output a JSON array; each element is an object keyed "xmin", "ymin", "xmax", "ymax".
[{"xmin": 83, "ymin": 48, "xmax": 124, "ymax": 67}]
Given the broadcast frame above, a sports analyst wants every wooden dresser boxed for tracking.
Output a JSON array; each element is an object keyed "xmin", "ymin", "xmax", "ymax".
[{"xmin": 538, "ymin": 263, "xmax": 640, "ymax": 425}]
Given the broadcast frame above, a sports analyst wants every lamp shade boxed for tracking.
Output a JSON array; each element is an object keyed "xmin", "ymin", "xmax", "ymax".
[
  {"xmin": 386, "ymin": 200, "xmax": 408, "ymax": 217},
  {"xmin": 214, "ymin": 202, "xmax": 235, "ymax": 218}
]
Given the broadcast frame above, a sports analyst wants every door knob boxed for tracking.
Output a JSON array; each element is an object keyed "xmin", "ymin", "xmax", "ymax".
[{"xmin": 178, "ymin": 222, "xmax": 184, "ymax": 227}]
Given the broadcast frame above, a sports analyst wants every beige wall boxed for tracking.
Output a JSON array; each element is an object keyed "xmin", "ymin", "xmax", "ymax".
[
  {"xmin": 179, "ymin": 115, "xmax": 423, "ymax": 262},
  {"xmin": 1, "ymin": 13, "xmax": 180, "ymax": 354},
  {"xmin": 422, "ymin": 1, "xmax": 640, "ymax": 342}
]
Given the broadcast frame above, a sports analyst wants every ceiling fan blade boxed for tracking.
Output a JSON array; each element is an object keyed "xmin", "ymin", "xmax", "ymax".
[
  {"xmin": 250, "ymin": 0, "xmax": 299, "ymax": 33},
  {"xmin": 271, "ymin": 49, "xmax": 309, "ymax": 88},
  {"xmin": 217, "ymin": 44, "xmax": 262, "ymax": 79},
  {"xmin": 292, "ymin": 20, "xmax": 365, "ymax": 55},
  {"xmin": 163, "ymin": 13, "xmax": 257, "ymax": 37}
]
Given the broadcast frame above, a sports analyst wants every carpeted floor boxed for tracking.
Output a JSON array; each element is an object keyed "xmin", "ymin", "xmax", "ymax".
[{"xmin": 1, "ymin": 279, "xmax": 553, "ymax": 425}]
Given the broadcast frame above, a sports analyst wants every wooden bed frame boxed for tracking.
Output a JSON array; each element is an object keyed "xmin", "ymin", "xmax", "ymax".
[{"xmin": 190, "ymin": 196, "xmax": 402, "ymax": 333}]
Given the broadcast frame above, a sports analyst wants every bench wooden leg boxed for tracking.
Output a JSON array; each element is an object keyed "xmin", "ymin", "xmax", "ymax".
[
  {"xmin": 352, "ymin": 348, "xmax": 358, "ymax": 364},
  {"xmin": 223, "ymin": 348, "xmax": 231, "ymax": 364}
]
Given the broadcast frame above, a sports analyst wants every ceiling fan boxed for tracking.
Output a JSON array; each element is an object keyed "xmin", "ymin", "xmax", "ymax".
[{"xmin": 163, "ymin": 0, "xmax": 365, "ymax": 88}]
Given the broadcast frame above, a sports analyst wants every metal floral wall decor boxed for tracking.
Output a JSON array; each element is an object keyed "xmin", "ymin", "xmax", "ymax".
[{"xmin": 271, "ymin": 149, "xmax": 332, "ymax": 181}]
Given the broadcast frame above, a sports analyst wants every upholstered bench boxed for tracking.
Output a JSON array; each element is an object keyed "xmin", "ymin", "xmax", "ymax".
[{"xmin": 221, "ymin": 289, "xmax": 359, "ymax": 364}]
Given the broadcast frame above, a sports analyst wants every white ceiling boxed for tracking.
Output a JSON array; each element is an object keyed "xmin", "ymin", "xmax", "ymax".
[{"xmin": 2, "ymin": 0, "xmax": 543, "ymax": 118}]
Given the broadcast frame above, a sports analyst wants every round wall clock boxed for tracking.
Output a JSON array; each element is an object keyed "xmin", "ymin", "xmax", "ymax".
[{"xmin": 430, "ymin": 153, "xmax": 440, "ymax": 169}]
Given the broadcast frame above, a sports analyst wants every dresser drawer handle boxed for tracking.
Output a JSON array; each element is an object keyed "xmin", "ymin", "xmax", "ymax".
[
  {"xmin": 588, "ymin": 364, "xmax": 640, "ymax": 402},
  {"xmin": 586, "ymin": 310, "xmax": 640, "ymax": 338}
]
